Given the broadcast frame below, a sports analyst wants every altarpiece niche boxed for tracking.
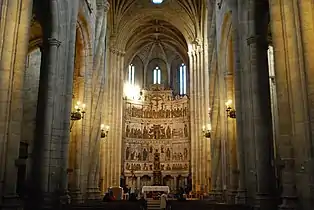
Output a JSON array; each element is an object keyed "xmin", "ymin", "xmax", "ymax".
[{"xmin": 122, "ymin": 85, "xmax": 190, "ymax": 190}]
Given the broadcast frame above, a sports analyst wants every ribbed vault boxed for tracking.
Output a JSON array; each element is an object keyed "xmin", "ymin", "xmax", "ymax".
[
  {"xmin": 125, "ymin": 19, "xmax": 188, "ymax": 64},
  {"xmin": 108, "ymin": 0, "xmax": 207, "ymax": 50}
]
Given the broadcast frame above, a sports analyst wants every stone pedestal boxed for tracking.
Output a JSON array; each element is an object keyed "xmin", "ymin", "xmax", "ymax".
[
  {"xmin": 69, "ymin": 189, "xmax": 83, "ymax": 204},
  {"xmin": 86, "ymin": 188, "xmax": 101, "ymax": 200},
  {"xmin": 227, "ymin": 190, "xmax": 237, "ymax": 204},
  {"xmin": 1, "ymin": 195, "xmax": 23, "ymax": 210},
  {"xmin": 210, "ymin": 190, "xmax": 223, "ymax": 202},
  {"xmin": 235, "ymin": 190, "xmax": 247, "ymax": 204}
]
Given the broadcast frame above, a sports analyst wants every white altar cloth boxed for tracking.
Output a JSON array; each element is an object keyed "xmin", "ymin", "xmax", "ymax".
[{"xmin": 141, "ymin": 186, "xmax": 170, "ymax": 193}]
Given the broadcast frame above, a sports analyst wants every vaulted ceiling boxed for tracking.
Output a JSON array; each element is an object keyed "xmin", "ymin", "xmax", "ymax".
[{"xmin": 108, "ymin": 0, "xmax": 208, "ymax": 65}]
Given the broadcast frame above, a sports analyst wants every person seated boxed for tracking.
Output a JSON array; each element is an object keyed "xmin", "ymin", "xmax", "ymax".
[{"xmin": 103, "ymin": 192, "xmax": 116, "ymax": 202}]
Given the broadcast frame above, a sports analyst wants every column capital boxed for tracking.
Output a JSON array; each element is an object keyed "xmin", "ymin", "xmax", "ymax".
[
  {"xmin": 109, "ymin": 47, "xmax": 125, "ymax": 56},
  {"xmin": 47, "ymin": 38, "xmax": 61, "ymax": 47},
  {"xmin": 97, "ymin": 0, "xmax": 110, "ymax": 12}
]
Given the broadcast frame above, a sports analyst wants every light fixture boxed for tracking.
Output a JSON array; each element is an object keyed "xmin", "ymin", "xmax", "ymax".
[
  {"xmin": 225, "ymin": 99, "xmax": 236, "ymax": 118},
  {"xmin": 70, "ymin": 101, "xmax": 86, "ymax": 131},
  {"xmin": 152, "ymin": 0, "xmax": 164, "ymax": 4},
  {"xmin": 202, "ymin": 124, "xmax": 211, "ymax": 138},
  {"xmin": 100, "ymin": 124, "xmax": 109, "ymax": 138}
]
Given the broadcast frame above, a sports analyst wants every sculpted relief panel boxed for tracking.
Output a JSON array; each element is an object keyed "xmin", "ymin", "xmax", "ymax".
[{"xmin": 123, "ymin": 85, "xmax": 190, "ymax": 176}]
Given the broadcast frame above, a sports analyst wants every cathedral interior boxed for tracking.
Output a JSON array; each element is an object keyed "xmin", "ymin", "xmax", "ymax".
[{"xmin": 1, "ymin": 0, "xmax": 314, "ymax": 210}]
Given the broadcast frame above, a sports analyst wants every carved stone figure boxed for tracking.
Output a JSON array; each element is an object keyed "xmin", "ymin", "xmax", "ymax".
[
  {"xmin": 143, "ymin": 126, "xmax": 149, "ymax": 138},
  {"xmin": 143, "ymin": 148, "xmax": 148, "ymax": 161},
  {"xmin": 126, "ymin": 147, "xmax": 130, "ymax": 160},
  {"xmin": 184, "ymin": 148, "xmax": 188, "ymax": 160},
  {"xmin": 184, "ymin": 124, "xmax": 188, "ymax": 137},
  {"xmin": 126, "ymin": 125, "xmax": 130, "ymax": 137},
  {"xmin": 153, "ymin": 151, "xmax": 160, "ymax": 170},
  {"xmin": 166, "ymin": 125, "xmax": 171, "ymax": 139},
  {"xmin": 166, "ymin": 148, "xmax": 171, "ymax": 161}
]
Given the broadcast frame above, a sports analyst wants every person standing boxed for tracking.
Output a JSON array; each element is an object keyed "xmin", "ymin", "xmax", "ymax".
[{"xmin": 160, "ymin": 192, "xmax": 167, "ymax": 210}]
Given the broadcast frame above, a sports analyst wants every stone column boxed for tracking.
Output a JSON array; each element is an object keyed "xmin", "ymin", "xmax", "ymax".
[
  {"xmin": 188, "ymin": 51, "xmax": 197, "ymax": 191},
  {"xmin": 295, "ymin": 1, "xmax": 314, "ymax": 209},
  {"xmin": 0, "ymin": 0, "xmax": 33, "ymax": 207},
  {"xmin": 228, "ymin": 0, "xmax": 247, "ymax": 204},
  {"xmin": 137, "ymin": 177, "xmax": 141, "ymax": 190},
  {"xmin": 29, "ymin": 36, "xmax": 61, "ymax": 208},
  {"xmin": 247, "ymin": 1, "xmax": 277, "ymax": 208},
  {"xmin": 268, "ymin": 0, "xmax": 306, "ymax": 209},
  {"xmin": 174, "ymin": 177, "xmax": 177, "ymax": 191},
  {"xmin": 225, "ymin": 73, "xmax": 237, "ymax": 204}
]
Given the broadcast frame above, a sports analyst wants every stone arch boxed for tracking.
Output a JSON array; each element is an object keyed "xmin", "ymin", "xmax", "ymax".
[
  {"xmin": 217, "ymin": 10, "xmax": 239, "ymax": 198},
  {"xmin": 33, "ymin": 0, "xmax": 61, "ymax": 39},
  {"xmin": 67, "ymin": 13, "xmax": 93, "ymax": 197}
]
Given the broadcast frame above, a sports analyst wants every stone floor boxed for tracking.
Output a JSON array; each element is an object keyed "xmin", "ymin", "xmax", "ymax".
[{"xmin": 69, "ymin": 200, "xmax": 252, "ymax": 210}]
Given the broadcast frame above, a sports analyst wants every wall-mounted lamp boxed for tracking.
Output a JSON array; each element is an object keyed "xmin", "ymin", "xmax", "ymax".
[
  {"xmin": 100, "ymin": 124, "xmax": 110, "ymax": 138},
  {"xmin": 225, "ymin": 99, "xmax": 236, "ymax": 118},
  {"xmin": 70, "ymin": 101, "xmax": 86, "ymax": 131},
  {"xmin": 202, "ymin": 124, "xmax": 211, "ymax": 138}
]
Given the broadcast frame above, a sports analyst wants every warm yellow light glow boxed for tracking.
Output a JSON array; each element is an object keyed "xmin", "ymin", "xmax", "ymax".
[
  {"xmin": 207, "ymin": 124, "xmax": 212, "ymax": 131},
  {"xmin": 105, "ymin": 125, "xmax": 110, "ymax": 131},
  {"xmin": 101, "ymin": 124, "xmax": 105, "ymax": 129},
  {"xmin": 202, "ymin": 125, "xmax": 206, "ymax": 131},
  {"xmin": 77, "ymin": 101, "xmax": 81, "ymax": 105},
  {"xmin": 82, "ymin": 104, "xmax": 86, "ymax": 109},
  {"xmin": 225, "ymin": 99, "xmax": 232, "ymax": 107},
  {"xmin": 74, "ymin": 105, "xmax": 79, "ymax": 110},
  {"xmin": 124, "ymin": 83, "xmax": 140, "ymax": 99}
]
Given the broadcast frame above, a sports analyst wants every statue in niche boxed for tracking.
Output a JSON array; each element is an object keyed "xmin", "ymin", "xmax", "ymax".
[
  {"xmin": 131, "ymin": 151, "xmax": 135, "ymax": 160},
  {"xmin": 126, "ymin": 125, "xmax": 130, "ymax": 137},
  {"xmin": 166, "ymin": 126, "xmax": 171, "ymax": 139},
  {"xmin": 143, "ymin": 148, "xmax": 148, "ymax": 161},
  {"xmin": 138, "ymin": 152, "xmax": 142, "ymax": 161},
  {"xmin": 153, "ymin": 150, "xmax": 161, "ymax": 170},
  {"xmin": 160, "ymin": 127, "xmax": 166, "ymax": 139},
  {"xmin": 143, "ymin": 126, "xmax": 149, "ymax": 138},
  {"xmin": 149, "ymin": 146, "xmax": 153, "ymax": 153},
  {"xmin": 143, "ymin": 163, "xmax": 148, "ymax": 170},
  {"xmin": 184, "ymin": 124, "xmax": 188, "ymax": 137},
  {"xmin": 166, "ymin": 148, "xmax": 171, "ymax": 161},
  {"xmin": 161, "ymin": 145, "xmax": 164, "ymax": 153},
  {"xmin": 166, "ymin": 164, "xmax": 171, "ymax": 170},
  {"xmin": 173, "ymin": 152, "xmax": 177, "ymax": 161},
  {"xmin": 179, "ymin": 153, "xmax": 183, "ymax": 160},
  {"xmin": 126, "ymin": 147, "xmax": 130, "ymax": 160},
  {"xmin": 150, "ymin": 125, "xmax": 161, "ymax": 139},
  {"xmin": 184, "ymin": 148, "xmax": 188, "ymax": 160},
  {"xmin": 149, "ymin": 165, "xmax": 153, "ymax": 170},
  {"xmin": 183, "ymin": 106, "xmax": 187, "ymax": 116},
  {"xmin": 126, "ymin": 163, "xmax": 130, "ymax": 170},
  {"xmin": 161, "ymin": 164, "xmax": 165, "ymax": 170},
  {"xmin": 166, "ymin": 109, "xmax": 171, "ymax": 118}
]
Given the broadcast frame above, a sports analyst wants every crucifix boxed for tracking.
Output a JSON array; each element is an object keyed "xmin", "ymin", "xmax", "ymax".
[{"xmin": 153, "ymin": 96, "xmax": 162, "ymax": 109}]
